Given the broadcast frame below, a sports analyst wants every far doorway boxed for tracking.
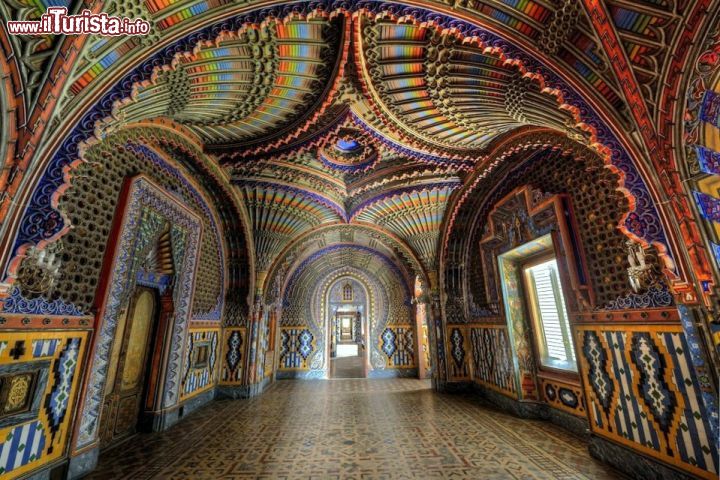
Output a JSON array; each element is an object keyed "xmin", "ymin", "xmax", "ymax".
[{"xmin": 328, "ymin": 279, "xmax": 368, "ymax": 378}]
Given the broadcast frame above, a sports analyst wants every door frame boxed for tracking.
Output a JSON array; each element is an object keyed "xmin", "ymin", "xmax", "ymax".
[{"xmin": 325, "ymin": 277, "xmax": 370, "ymax": 378}]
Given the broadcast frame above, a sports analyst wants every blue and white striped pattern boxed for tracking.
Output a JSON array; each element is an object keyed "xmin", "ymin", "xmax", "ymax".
[
  {"xmin": 603, "ymin": 332, "xmax": 661, "ymax": 450},
  {"xmin": 182, "ymin": 331, "xmax": 218, "ymax": 395},
  {"xmin": 31, "ymin": 339, "xmax": 60, "ymax": 358},
  {"xmin": 183, "ymin": 367, "xmax": 210, "ymax": 394},
  {"xmin": 0, "ymin": 421, "xmax": 46, "ymax": 475},
  {"xmin": 585, "ymin": 329, "xmax": 720, "ymax": 477},
  {"xmin": 659, "ymin": 332, "xmax": 719, "ymax": 474}
]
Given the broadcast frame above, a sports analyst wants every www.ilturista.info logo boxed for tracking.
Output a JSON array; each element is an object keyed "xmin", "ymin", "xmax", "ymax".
[{"xmin": 7, "ymin": 7, "xmax": 150, "ymax": 36}]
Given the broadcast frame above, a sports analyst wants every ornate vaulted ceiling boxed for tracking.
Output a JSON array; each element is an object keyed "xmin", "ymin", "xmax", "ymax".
[
  {"xmin": 2, "ymin": 0, "xmax": 716, "ymax": 302},
  {"xmin": 84, "ymin": 7, "xmax": 625, "ymax": 284}
]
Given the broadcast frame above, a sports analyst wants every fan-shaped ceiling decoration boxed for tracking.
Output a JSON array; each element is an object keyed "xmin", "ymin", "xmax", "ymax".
[
  {"xmin": 9, "ymin": 1, "xmax": 680, "ymax": 300},
  {"xmin": 87, "ymin": 7, "xmax": 640, "ymax": 280}
]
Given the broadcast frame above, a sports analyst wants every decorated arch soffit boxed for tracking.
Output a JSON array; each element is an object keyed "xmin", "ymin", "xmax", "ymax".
[
  {"xmin": 3, "ymin": 0, "xmax": 699, "ymax": 313},
  {"xmin": 680, "ymin": 14, "xmax": 720, "ymax": 298},
  {"xmin": 264, "ymin": 223, "xmax": 424, "ymax": 306}
]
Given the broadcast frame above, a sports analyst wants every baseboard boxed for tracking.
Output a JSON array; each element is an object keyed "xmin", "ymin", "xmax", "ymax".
[
  {"xmin": 588, "ymin": 435, "xmax": 698, "ymax": 480},
  {"xmin": 145, "ymin": 387, "xmax": 216, "ymax": 432},
  {"xmin": 18, "ymin": 458, "xmax": 66, "ymax": 480},
  {"xmin": 367, "ymin": 368, "xmax": 418, "ymax": 378},
  {"xmin": 461, "ymin": 382, "xmax": 701, "ymax": 479},
  {"xmin": 476, "ymin": 386, "xmax": 589, "ymax": 438},
  {"xmin": 66, "ymin": 447, "xmax": 99, "ymax": 480},
  {"xmin": 275, "ymin": 370, "xmax": 326, "ymax": 380},
  {"xmin": 216, "ymin": 376, "xmax": 271, "ymax": 399}
]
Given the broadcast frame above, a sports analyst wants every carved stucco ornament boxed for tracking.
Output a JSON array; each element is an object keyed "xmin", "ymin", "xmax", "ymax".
[{"xmin": 626, "ymin": 240, "xmax": 662, "ymax": 294}]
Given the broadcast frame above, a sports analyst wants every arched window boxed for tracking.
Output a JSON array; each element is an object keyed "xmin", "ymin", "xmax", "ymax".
[{"xmin": 342, "ymin": 282, "xmax": 353, "ymax": 301}]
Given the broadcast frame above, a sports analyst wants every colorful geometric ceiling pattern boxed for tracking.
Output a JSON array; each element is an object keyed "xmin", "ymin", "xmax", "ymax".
[
  {"xmin": 62, "ymin": 5, "xmax": 656, "ymax": 283},
  {"xmin": 355, "ymin": 13, "xmax": 586, "ymax": 151},
  {"xmin": 353, "ymin": 186, "xmax": 457, "ymax": 268},
  {"xmin": 4, "ymin": 0, "xmax": 705, "ymax": 306},
  {"xmin": 114, "ymin": 17, "xmax": 341, "ymax": 144},
  {"xmin": 239, "ymin": 184, "xmax": 344, "ymax": 271},
  {"xmin": 62, "ymin": 0, "xmax": 625, "ymax": 121}
]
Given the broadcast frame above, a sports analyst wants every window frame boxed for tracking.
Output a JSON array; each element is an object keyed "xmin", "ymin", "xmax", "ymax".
[{"xmin": 521, "ymin": 252, "xmax": 578, "ymax": 374}]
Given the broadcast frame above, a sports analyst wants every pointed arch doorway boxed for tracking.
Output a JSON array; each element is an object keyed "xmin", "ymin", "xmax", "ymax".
[{"xmin": 327, "ymin": 278, "xmax": 368, "ymax": 378}]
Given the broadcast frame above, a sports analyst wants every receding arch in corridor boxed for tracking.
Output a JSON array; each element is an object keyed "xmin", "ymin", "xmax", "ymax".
[{"xmin": 277, "ymin": 244, "xmax": 418, "ymax": 379}]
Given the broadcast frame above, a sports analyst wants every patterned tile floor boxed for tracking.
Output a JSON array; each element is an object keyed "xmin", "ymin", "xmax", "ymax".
[{"xmin": 88, "ymin": 379, "xmax": 623, "ymax": 479}]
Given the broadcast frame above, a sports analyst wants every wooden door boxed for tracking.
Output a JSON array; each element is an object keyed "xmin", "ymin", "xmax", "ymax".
[{"xmin": 99, "ymin": 287, "xmax": 158, "ymax": 448}]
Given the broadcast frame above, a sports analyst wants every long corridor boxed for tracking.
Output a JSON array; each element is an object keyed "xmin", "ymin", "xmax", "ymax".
[{"xmin": 88, "ymin": 379, "xmax": 622, "ymax": 479}]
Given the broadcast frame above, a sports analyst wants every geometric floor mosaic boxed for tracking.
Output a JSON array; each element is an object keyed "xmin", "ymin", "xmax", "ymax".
[{"xmin": 88, "ymin": 379, "xmax": 623, "ymax": 479}]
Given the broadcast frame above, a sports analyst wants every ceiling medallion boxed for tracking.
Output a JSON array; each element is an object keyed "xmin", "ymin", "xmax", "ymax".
[{"xmin": 318, "ymin": 126, "xmax": 379, "ymax": 172}]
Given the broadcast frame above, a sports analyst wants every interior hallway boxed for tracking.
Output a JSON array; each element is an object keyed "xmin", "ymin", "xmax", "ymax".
[{"xmin": 88, "ymin": 379, "xmax": 622, "ymax": 479}]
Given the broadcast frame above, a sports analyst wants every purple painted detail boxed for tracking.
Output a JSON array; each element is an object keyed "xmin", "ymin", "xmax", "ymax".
[
  {"xmin": 135, "ymin": 270, "xmax": 173, "ymax": 294},
  {"xmin": 350, "ymin": 113, "xmax": 475, "ymax": 168},
  {"xmin": 350, "ymin": 180, "xmax": 462, "ymax": 219},
  {"xmin": 318, "ymin": 149, "xmax": 376, "ymax": 172},
  {"xmin": 232, "ymin": 179, "xmax": 348, "ymax": 221},
  {"xmin": 700, "ymin": 91, "xmax": 720, "ymax": 128},
  {"xmin": 283, "ymin": 244, "xmax": 410, "ymax": 304},
  {"xmin": 697, "ymin": 146, "xmax": 720, "ymax": 175},
  {"xmin": 694, "ymin": 191, "xmax": 720, "ymax": 222}
]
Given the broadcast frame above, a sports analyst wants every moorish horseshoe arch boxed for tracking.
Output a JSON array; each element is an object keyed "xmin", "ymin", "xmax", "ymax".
[
  {"xmin": 278, "ymin": 243, "xmax": 415, "ymax": 378},
  {"xmin": 322, "ymin": 273, "xmax": 374, "ymax": 377},
  {"xmin": 263, "ymin": 223, "xmax": 427, "ymax": 303},
  {"xmin": 315, "ymin": 267, "xmax": 420, "ymax": 377},
  {"xmin": 0, "ymin": 2, "xmax": 717, "ymax": 479}
]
